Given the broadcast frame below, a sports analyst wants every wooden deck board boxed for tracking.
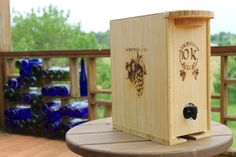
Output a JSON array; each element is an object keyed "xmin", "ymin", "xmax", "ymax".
[{"xmin": 0, "ymin": 130, "xmax": 79, "ymax": 157}]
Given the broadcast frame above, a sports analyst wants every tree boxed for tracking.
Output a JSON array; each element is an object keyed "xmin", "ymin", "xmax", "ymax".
[
  {"xmin": 92, "ymin": 30, "xmax": 110, "ymax": 49},
  {"xmin": 211, "ymin": 32, "xmax": 235, "ymax": 46},
  {"xmin": 96, "ymin": 58, "xmax": 111, "ymax": 89},
  {"xmin": 12, "ymin": 5, "xmax": 98, "ymax": 50}
]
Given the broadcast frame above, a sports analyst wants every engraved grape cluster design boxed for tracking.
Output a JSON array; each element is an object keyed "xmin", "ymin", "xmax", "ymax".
[{"xmin": 125, "ymin": 53, "xmax": 147, "ymax": 96}]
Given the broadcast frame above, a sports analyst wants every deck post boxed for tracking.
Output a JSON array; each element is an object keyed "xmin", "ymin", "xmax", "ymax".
[
  {"xmin": 0, "ymin": 0, "xmax": 12, "ymax": 128},
  {"xmin": 88, "ymin": 58, "xmax": 97, "ymax": 120}
]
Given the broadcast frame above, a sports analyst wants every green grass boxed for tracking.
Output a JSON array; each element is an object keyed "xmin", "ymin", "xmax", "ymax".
[
  {"xmin": 97, "ymin": 105, "xmax": 105, "ymax": 118},
  {"xmin": 227, "ymin": 121, "xmax": 236, "ymax": 147},
  {"xmin": 95, "ymin": 93, "xmax": 111, "ymax": 118},
  {"xmin": 212, "ymin": 99, "xmax": 236, "ymax": 147},
  {"xmin": 212, "ymin": 112, "xmax": 236, "ymax": 147}
]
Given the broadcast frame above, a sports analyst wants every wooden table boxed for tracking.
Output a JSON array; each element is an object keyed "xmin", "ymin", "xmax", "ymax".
[{"xmin": 66, "ymin": 118, "xmax": 232, "ymax": 157}]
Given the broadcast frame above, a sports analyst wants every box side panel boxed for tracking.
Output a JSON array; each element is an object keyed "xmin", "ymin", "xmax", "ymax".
[
  {"xmin": 110, "ymin": 14, "xmax": 169, "ymax": 140},
  {"xmin": 168, "ymin": 19, "xmax": 209, "ymax": 137},
  {"xmin": 110, "ymin": 20, "xmax": 138, "ymax": 130}
]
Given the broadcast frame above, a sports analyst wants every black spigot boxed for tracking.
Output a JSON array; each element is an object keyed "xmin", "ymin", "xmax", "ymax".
[{"xmin": 183, "ymin": 103, "xmax": 198, "ymax": 120}]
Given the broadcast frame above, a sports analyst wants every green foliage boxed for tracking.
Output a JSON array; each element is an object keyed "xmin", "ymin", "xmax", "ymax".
[
  {"xmin": 96, "ymin": 58, "xmax": 111, "ymax": 89},
  {"xmin": 12, "ymin": 5, "xmax": 111, "ymax": 90},
  {"xmin": 211, "ymin": 32, "xmax": 236, "ymax": 104},
  {"xmin": 227, "ymin": 57, "xmax": 236, "ymax": 104},
  {"xmin": 12, "ymin": 5, "xmax": 98, "ymax": 50},
  {"xmin": 92, "ymin": 30, "xmax": 110, "ymax": 49},
  {"xmin": 213, "ymin": 74, "xmax": 220, "ymax": 97},
  {"xmin": 211, "ymin": 32, "xmax": 235, "ymax": 46}
]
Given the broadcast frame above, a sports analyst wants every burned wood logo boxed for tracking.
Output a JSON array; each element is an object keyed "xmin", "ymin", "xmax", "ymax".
[
  {"xmin": 125, "ymin": 52, "xmax": 147, "ymax": 97},
  {"xmin": 179, "ymin": 42, "xmax": 199, "ymax": 81}
]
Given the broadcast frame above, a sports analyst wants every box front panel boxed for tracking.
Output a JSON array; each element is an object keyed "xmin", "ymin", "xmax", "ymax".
[
  {"xmin": 169, "ymin": 19, "xmax": 209, "ymax": 137},
  {"xmin": 111, "ymin": 14, "xmax": 169, "ymax": 140}
]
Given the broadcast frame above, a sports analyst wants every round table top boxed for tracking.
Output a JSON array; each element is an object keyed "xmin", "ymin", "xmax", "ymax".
[{"xmin": 66, "ymin": 118, "xmax": 232, "ymax": 157}]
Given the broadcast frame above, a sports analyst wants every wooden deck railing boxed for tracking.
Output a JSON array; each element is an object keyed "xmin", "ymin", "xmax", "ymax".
[
  {"xmin": 211, "ymin": 46, "xmax": 236, "ymax": 125},
  {"xmin": 0, "ymin": 46, "xmax": 235, "ymax": 128}
]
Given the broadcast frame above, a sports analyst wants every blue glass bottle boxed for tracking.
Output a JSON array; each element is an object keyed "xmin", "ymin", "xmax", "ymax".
[
  {"xmin": 19, "ymin": 76, "xmax": 39, "ymax": 87},
  {"xmin": 56, "ymin": 69, "xmax": 69, "ymax": 79},
  {"xmin": 19, "ymin": 68, "xmax": 31, "ymax": 77},
  {"xmin": 41, "ymin": 101, "xmax": 61, "ymax": 112},
  {"xmin": 7, "ymin": 78, "xmax": 19, "ymax": 89},
  {"xmin": 41, "ymin": 69, "xmax": 49, "ymax": 79},
  {"xmin": 30, "ymin": 111, "xmax": 45, "ymax": 129},
  {"xmin": 28, "ymin": 58, "xmax": 42, "ymax": 70},
  {"xmin": 41, "ymin": 86, "xmax": 50, "ymax": 96},
  {"xmin": 22, "ymin": 76, "xmax": 30, "ymax": 86},
  {"xmin": 2, "ymin": 83, "xmax": 10, "ymax": 94},
  {"xmin": 48, "ymin": 86, "xmax": 57, "ymax": 96},
  {"xmin": 7, "ymin": 119, "xmax": 20, "ymax": 128},
  {"xmin": 45, "ymin": 120, "xmax": 61, "ymax": 132},
  {"xmin": 2, "ymin": 83, "xmax": 9, "ymax": 91},
  {"xmin": 60, "ymin": 106, "xmax": 67, "ymax": 117},
  {"xmin": 28, "ymin": 76, "xmax": 37, "ymax": 86},
  {"xmin": 48, "ymin": 69, "xmax": 57, "ymax": 79},
  {"xmin": 6, "ymin": 118, "xmax": 30, "ymax": 129},
  {"xmin": 13, "ymin": 120, "xmax": 21, "ymax": 128},
  {"xmin": 16, "ymin": 77, "xmax": 23, "ymax": 87},
  {"xmin": 60, "ymin": 100, "xmax": 88, "ymax": 118},
  {"xmin": 61, "ymin": 118, "xmax": 88, "ymax": 132},
  {"xmin": 57, "ymin": 85, "xmax": 69, "ymax": 96},
  {"xmin": 5, "ymin": 118, "xmax": 13, "ymax": 128},
  {"xmin": 30, "ymin": 64, "xmax": 43, "ymax": 77},
  {"xmin": 3, "ymin": 88, "xmax": 15, "ymax": 100},
  {"xmin": 18, "ymin": 119, "xmax": 31, "ymax": 129},
  {"xmin": 15, "ymin": 59, "xmax": 23, "ymax": 69},
  {"xmin": 80, "ymin": 58, "xmax": 88, "ymax": 96},
  {"xmin": 19, "ymin": 59, "xmax": 30, "ymax": 77},
  {"xmin": 4, "ymin": 106, "xmax": 32, "ymax": 128},
  {"xmin": 42, "ymin": 101, "xmax": 62, "ymax": 123},
  {"xmin": 23, "ymin": 91, "xmax": 43, "ymax": 104},
  {"xmin": 47, "ymin": 67, "xmax": 70, "ymax": 79},
  {"xmin": 44, "ymin": 104, "xmax": 61, "ymax": 118},
  {"xmin": 4, "ymin": 107, "xmax": 18, "ymax": 119},
  {"xmin": 45, "ymin": 113, "xmax": 62, "ymax": 124},
  {"xmin": 60, "ymin": 102, "xmax": 73, "ymax": 116},
  {"xmin": 15, "ymin": 59, "xmax": 28, "ymax": 69},
  {"xmin": 19, "ymin": 58, "xmax": 42, "ymax": 77},
  {"xmin": 4, "ymin": 105, "xmax": 31, "ymax": 120},
  {"xmin": 17, "ymin": 106, "xmax": 31, "ymax": 120},
  {"xmin": 3, "ymin": 86, "xmax": 20, "ymax": 101},
  {"xmin": 42, "ymin": 84, "xmax": 69, "ymax": 96},
  {"xmin": 67, "ymin": 101, "xmax": 88, "ymax": 118},
  {"xmin": 20, "ymin": 59, "xmax": 30, "ymax": 69}
]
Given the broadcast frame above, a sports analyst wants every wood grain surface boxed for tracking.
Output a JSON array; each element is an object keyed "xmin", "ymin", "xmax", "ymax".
[
  {"xmin": 0, "ymin": 130, "xmax": 79, "ymax": 157},
  {"xmin": 66, "ymin": 117, "xmax": 232, "ymax": 157},
  {"xmin": 110, "ymin": 10, "xmax": 213, "ymax": 145}
]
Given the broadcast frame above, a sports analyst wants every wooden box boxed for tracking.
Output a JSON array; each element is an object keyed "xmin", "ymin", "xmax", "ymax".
[{"xmin": 110, "ymin": 10, "xmax": 214, "ymax": 145}]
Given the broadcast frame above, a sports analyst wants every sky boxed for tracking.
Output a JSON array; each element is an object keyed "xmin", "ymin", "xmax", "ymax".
[{"xmin": 9, "ymin": 0, "xmax": 236, "ymax": 34}]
